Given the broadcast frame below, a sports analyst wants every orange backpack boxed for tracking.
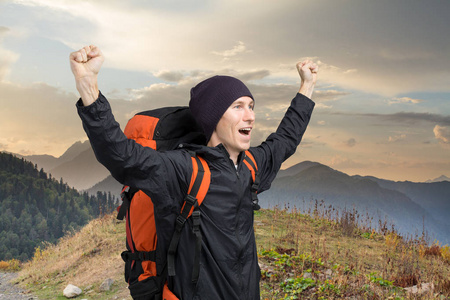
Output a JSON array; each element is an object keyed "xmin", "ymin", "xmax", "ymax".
[{"xmin": 117, "ymin": 106, "xmax": 260, "ymax": 300}]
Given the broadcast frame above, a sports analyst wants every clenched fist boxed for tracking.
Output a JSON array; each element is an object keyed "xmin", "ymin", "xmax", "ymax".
[
  {"xmin": 296, "ymin": 60, "xmax": 319, "ymax": 98},
  {"xmin": 69, "ymin": 45, "xmax": 104, "ymax": 106}
]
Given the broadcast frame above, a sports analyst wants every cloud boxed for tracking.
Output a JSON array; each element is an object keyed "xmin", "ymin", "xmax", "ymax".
[
  {"xmin": 379, "ymin": 48, "xmax": 433, "ymax": 61},
  {"xmin": 380, "ymin": 112, "xmax": 450, "ymax": 126},
  {"xmin": 329, "ymin": 155, "xmax": 367, "ymax": 169},
  {"xmin": 239, "ymin": 70, "xmax": 270, "ymax": 81},
  {"xmin": 0, "ymin": 81, "xmax": 85, "ymax": 156},
  {"xmin": 211, "ymin": 41, "xmax": 251, "ymax": 60},
  {"xmin": 388, "ymin": 134, "xmax": 407, "ymax": 143},
  {"xmin": 333, "ymin": 112, "xmax": 450, "ymax": 126},
  {"xmin": 389, "ymin": 97, "xmax": 424, "ymax": 105},
  {"xmin": 345, "ymin": 138, "xmax": 356, "ymax": 147},
  {"xmin": 315, "ymin": 103, "xmax": 333, "ymax": 109},
  {"xmin": 0, "ymin": 26, "xmax": 20, "ymax": 81},
  {"xmin": 313, "ymin": 90, "xmax": 350, "ymax": 102},
  {"xmin": 433, "ymin": 125, "xmax": 450, "ymax": 144},
  {"xmin": 154, "ymin": 70, "xmax": 184, "ymax": 82},
  {"xmin": 0, "ymin": 26, "xmax": 9, "ymax": 34}
]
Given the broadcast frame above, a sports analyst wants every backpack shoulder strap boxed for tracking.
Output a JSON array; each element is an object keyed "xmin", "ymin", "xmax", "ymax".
[
  {"xmin": 243, "ymin": 150, "xmax": 261, "ymax": 211},
  {"xmin": 185, "ymin": 155, "xmax": 211, "ymax": 213},
  {"xmin": 167, "ymin": 153, "xmax": 210, "ymax": 282}
]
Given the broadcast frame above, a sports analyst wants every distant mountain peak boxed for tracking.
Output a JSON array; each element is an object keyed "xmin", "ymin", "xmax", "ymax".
[
  {"xmin": 58, "ymin": 140, "xmax": 91, "ymax": 162},
  {"xmin": 277, "ymin": 161, "xmax": 324, "ymax": 178},
  {"xmin": 426, "ymin": 175, "xmax": 450, "ymax": 183}
]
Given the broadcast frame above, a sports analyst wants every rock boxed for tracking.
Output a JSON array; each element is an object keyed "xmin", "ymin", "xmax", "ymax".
[
  {"xmin": 99, "ymin": 278, "xmax": 114, "ymax": 292},
  {"xmin": 325, "ymin": 269, "xmax": 333, "ymax": 280},
  {"xmin": 259, "ymin": 262, "xmax": 276, "ymax": 275},
  {"xmin": 63, "ymin": 284, "xmax": 82, "ymax": 298},
  {"xmin": 404, "ymin": 282, "xmax": 434, "ymax": 295}
]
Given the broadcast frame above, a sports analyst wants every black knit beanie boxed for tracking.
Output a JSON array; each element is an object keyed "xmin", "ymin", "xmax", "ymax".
[{"xmin": 189, "ymin": 75, "xmax": 254, "ymax": 141}]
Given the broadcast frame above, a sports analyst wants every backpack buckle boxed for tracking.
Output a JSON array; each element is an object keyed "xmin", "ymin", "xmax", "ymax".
[
  {"xmin": 176, "ymin": 215, "xmax": 187, "ymax": 228},
  {"xmin": 184, "ymin": 194, "xmax": 198, "ymax": 207}
]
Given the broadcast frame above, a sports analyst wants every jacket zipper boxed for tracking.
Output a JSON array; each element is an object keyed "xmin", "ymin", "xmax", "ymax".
[
  {"xmin": 220, "ymin": 145, "xmax": 246, "ymax": 296},
  {"xmin": 233, "ymin": 154, "xmax": 246, "ymax": 296}
]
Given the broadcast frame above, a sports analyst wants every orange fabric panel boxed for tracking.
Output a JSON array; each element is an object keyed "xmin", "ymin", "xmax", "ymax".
[
  {"xmin": 130, "ymin": 190, "xmax": 158, "ymax": 281},
  {"xmin": 162, "ymin": 283, "xmax": 179, "ymax": 300},
  {"xmin": 138, "ymin": 260, "xmax": 157, "ymax": 281},
  {"xmin": 129, "ymin": 191, "xmax": 157, "ymax": 251},
  {"xmin": 124, "ymin": 115, "xmax": 159, "ymax": 150}
]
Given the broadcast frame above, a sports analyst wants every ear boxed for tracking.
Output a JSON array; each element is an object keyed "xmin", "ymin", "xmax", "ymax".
[{"xmin": 207, "ymin": 129, "xmax": 220, "ymax": 147}]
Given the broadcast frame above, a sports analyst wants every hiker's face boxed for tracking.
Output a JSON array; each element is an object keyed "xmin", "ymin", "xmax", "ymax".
[{"xmin": 212, "ymin": 96, "xmax": 255, "ymax": 157}]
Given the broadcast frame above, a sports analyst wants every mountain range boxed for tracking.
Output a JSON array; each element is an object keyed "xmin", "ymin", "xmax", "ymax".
[
  {"xmin": 21, "ymin": 141, "xmax": 110, "ymax": 191},
  {"xmin": 19, "ymin": 141, "xmax": 450, "ymax": 245},
  {"xmin": 259, "ymin": 162, "xmax": 450, "ymax": 245}
]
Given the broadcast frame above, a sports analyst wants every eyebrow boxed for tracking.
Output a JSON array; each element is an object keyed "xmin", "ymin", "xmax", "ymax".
[{"xmin": 233, "ymin": 99, "xmax": 254, "ymax": 106}]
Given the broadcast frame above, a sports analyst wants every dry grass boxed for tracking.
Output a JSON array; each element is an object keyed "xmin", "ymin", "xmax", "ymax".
[{"xmin": 16, "ymin": 214, "xmax": 131, "ymax": 299}]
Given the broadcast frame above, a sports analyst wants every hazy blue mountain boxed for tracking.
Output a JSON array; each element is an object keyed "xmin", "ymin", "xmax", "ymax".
[
  {"xmin": 22, "ymin": 154, "xmax": 60, "ymax": 171},
  {"xmin": 361, "ymin": 176, "xmax": 450, "ymax": 231},
  {"xmin": 86, "ymin": 175, "xmax": 122, "ymax": 196},
  {"xmin": 48, "ymin": 146, "xmax": 110, "ymax": 191},
  {"xmin": 259, "ymin": 163, "xmax": 450, "ymax": 245}
]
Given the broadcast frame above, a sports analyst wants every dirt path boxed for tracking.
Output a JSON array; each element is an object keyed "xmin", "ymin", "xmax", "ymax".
[{"xmin": 0, "ymin": 272, "xmax": 37, "ymax": 299}]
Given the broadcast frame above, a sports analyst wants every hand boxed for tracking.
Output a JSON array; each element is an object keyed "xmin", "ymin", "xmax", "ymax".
[
  {"xmin": 70, "ymin": 45, "xmax": 104, "ymax": 80},
  {"xmin": 296, "ymin": 60, "xmax": 318, "ymax": 85},
  {"xmin": 69, "ymin": 45, "xmax": 104, "ymax": 106},
  {"xmin": 296, "ymin": 60, "xmax": 318, "ymax": 98}
]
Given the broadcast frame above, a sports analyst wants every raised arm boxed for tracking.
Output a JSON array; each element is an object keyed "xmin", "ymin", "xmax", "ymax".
[
  {"xmin": 70, "ymin": 46, "xmax": 191, "ymax": 208},
  {"xmin": 250, "ymin": 60, "xmax": 318, "ymax": 193},
  {"xmin": 69, "ymin": 45, "xmax": 104, "ymax": 106}
]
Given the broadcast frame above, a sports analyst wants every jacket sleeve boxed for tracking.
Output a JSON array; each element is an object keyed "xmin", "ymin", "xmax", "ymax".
[
  {"xmin": 76, "ymin": 92, "xmax": 191, "ymax": 209},
  {"xmin": 249, "ymin": 93, "xmax": 314, "ymax": 193}
]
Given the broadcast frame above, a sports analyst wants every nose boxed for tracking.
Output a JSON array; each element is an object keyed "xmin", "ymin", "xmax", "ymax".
[{"xmin": 244, "ymin": 107, "xmax": 255, "ymax": 123}]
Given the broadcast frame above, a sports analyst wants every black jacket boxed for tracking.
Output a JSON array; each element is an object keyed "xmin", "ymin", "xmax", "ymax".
[{"xmin": 77, "ymin": 92, "xmax": 314, "ymax": 300}]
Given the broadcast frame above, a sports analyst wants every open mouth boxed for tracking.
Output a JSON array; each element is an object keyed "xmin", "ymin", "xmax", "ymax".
[{"xmin": 239, "ymin": 127, "xmax": 252, "ymax": 136}]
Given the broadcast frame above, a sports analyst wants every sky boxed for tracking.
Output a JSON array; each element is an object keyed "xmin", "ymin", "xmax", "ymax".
[{"xmin": 0, "ymin": 0, "xmax": 449, "ymax": 182}]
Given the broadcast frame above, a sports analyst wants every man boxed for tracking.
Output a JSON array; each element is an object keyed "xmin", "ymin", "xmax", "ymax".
[{"xmin": 70, "ymin": 45, "xmax": 317, "ymax": 299}]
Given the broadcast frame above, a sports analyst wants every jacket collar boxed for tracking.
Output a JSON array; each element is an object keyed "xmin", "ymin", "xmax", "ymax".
[{"xmin": 181, "ymin": 143, "xmax": 245, "ymax": 164}]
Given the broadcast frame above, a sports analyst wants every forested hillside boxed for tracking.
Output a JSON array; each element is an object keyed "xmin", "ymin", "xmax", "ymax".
[{"xmin": 0, "ymin": 152, "xmax": 116, "ymax": 261}]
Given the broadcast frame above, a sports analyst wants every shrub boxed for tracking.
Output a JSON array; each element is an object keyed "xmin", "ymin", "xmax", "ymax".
[
  {"xmin": 0, "ymin": 259, "xmax": 20, "ymax": 271},
  {"xmin": 441, "ymin": 245, "xmax": 450, "ymax": 263}
]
